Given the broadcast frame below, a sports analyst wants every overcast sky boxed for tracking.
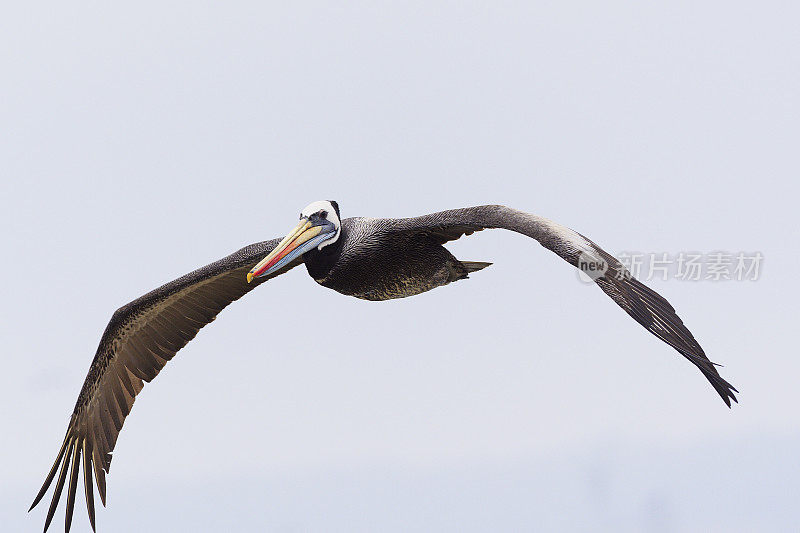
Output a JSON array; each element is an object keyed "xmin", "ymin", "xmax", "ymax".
[{"xmin": 2, "ymin": 2, "xmax": 798, "ymax": 531}]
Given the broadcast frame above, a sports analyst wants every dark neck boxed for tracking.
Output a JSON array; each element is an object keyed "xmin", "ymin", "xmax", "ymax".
[{"xmin": 303, "ymin": 230, "xmax": 344, "ymax": 281}]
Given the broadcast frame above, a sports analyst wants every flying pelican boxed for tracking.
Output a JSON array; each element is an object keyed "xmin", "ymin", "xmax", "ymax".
[{"xmin": 31, "ymin": 201, "xmax": 737, "ymax": 531}]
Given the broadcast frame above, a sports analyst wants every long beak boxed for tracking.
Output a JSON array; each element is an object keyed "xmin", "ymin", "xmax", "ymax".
[{"xmin": 247, "ymin": 218, "xmax": 324, "ymax": 282}]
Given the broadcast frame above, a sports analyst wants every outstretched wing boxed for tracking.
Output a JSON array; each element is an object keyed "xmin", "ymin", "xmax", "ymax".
[
  {"xmin": 30, "ymin": 239, "xmax": 301, "ymax": 532},
  {"xmin": 388, "ymin": 205, "xmax": 738, "ymax": 407}
]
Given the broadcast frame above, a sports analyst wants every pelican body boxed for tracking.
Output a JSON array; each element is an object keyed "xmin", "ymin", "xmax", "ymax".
[
  {"xmin": 31, "ymin": 201, "xmax": 737, "ymax": 532},
  {"xmin": 306, "ymin": 222, "xmax": 490, "ymax": 301}
]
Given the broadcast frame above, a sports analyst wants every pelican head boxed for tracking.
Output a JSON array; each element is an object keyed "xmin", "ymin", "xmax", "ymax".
[{"xmin": 247, "ymin": 200, "xmax": 341, "ymax": 282}]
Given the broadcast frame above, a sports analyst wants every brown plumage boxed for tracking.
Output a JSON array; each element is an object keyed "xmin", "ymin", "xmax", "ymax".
[{"xmin": 30, "ymin": 239, "xmax": 301, "ymax": 532}]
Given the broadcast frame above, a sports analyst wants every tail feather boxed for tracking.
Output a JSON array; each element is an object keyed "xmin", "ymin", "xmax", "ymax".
[{"xmin": 462, "ymin": 261, "xmax": 492, "ymax": 273}]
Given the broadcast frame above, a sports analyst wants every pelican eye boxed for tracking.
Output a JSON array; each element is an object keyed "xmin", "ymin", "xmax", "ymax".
[{"xmin": 318, "ymin": 210, "xmax": 328, "ymax": 218}]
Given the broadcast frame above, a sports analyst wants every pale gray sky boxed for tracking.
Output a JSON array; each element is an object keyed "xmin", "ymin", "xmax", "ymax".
[{"xmin": 2, "ymin": 2, "xmax": 798, "ymax": 531}]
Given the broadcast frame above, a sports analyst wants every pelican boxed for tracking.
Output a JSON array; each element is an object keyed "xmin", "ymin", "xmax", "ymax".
[{"xmin": 31, "ymin": 201, "xmax": 737, "ymax": 531}]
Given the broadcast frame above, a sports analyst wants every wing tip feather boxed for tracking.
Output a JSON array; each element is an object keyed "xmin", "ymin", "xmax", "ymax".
[{"xmin": 42, "ymin": 437, "xmax": 75, "ymax": 533}]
